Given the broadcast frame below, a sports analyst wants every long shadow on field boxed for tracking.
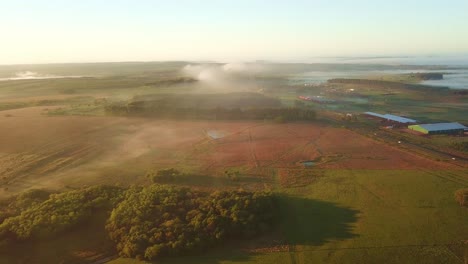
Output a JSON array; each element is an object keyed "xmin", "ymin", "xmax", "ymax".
[
  {"xmin": 277, "ymin": 195, "xmax": 359, "ymax": 246},
  {"xmin": 153, "ymin": 196, "xmax": 359, "ymax": 264}
]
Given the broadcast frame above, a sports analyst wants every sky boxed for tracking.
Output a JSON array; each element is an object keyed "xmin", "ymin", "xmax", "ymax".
[{"xmin": 1, "ymin": 0, "xmax": 468, "ymax": 64}]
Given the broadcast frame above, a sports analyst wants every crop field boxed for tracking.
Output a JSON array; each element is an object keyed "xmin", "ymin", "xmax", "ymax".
[{"xmin": 1, "ymin": 105, "xmax": 460, "ymax": 199}]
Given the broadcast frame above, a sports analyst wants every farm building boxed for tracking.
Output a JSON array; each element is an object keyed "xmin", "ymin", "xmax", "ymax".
[
  {"xmin": 408, "ymin": 122, "xmax": 467, "ymax": 135},
  {"xmin": 363, "ymin": 112, "xmax": 418, "ymax": 125}
]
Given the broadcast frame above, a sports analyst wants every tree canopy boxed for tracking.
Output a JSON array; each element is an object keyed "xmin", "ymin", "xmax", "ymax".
[
  {"xmin": 106, "ymin": 185, "xmax": 275, "ymax": 260},
  {"xmin": 0, "ymin": 184, "xmax": 276, "ymax": 261}
]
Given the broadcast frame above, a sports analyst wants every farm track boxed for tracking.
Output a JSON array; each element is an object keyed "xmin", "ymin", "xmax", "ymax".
[
  {"xmin": 248, "ymin": 130, "xmax": 260, "ymax": 168},
  {"xmin": 421, "ymin": 169, "xmax": 468, "ymax": 186}
]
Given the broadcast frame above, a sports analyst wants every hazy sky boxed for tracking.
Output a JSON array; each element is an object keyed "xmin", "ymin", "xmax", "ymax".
[{"xmin": 1, "ymin": 0, "xmax": 468, "ymax": 64}]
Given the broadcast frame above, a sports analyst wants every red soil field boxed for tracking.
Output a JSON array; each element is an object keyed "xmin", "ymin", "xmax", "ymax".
[
  {"xmin": 0, "ymin": 107, "xmax": 456, "ymax": 198},
  {"xmin": 195, "ymin": 123, "xmax": 454, "ymax": 171}
]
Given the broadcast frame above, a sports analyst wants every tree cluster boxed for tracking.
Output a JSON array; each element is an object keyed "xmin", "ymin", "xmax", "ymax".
[
  {"xmin": 0, "ymin": 189, "xmax": 51, "ymax": 224},
  {"xmin": 0, "ymin": 184, "xmax": 276, "ymax": 261},
  {"xmin": 147, "ymin": 168, "xmax": 182, "ymax": 184},
  {"xmin": 105, "ymin": 185, "xmax": 275, "ymax": 260},
  {"xmin": 0, "ymin": 186, "xmax": 123, "ymax": 242}
]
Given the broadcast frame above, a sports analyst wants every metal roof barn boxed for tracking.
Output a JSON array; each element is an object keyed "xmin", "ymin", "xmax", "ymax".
[
  {"xmin": 364, "ymin": 112, "xmax": 417, "ymax": 124},
  {"xmin": 382, "ymin": 114, "xmax": 417, "ymax": 124},
  {"xmin": 408, "ymin": 122, "xmax": 467, "ymax": 134}
]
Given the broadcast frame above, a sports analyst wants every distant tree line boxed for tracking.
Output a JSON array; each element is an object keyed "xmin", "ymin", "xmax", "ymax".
[
  {"xmin": 411, "ymin": 73, "xmax": 443, "ymax": 80},
  {"xmin": 0, "ymin": 182, "xmax": 276, "ymax": 261},
  {"xmin": 104, "ymin": 92, "xmax": 316, "ymax": 122},
  {"xmin": 328, "ymin": 78, "xmax": 448, "ymax": 90},
  {"xmin": 143, "ymin": 77, "xmax": 197, "ymax": 87},
  {"xmin": 130, "ymin": 93, "xmax": 282, "ymax": 109},
  {"xmin": 105, "ymin": 103, "xmax": 316, "ymax": 122}
]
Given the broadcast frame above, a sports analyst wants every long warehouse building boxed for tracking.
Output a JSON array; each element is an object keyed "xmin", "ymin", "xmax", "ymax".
[
  {"xmin": 364, "ymin": 112, "xmax": 418, "ymax": 124},
  {"xmin": 408, "ymin": 122, "xmax": 467, "ymax": 135}
]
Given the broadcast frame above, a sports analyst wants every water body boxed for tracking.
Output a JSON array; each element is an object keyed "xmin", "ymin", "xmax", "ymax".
[
  {"xmin": 288, "ymin": 55, "xmax": 468, "ymax": 89},
  {"xmin": 0, "ymin": 71, "xmax": 83, "ymax": 81},
  {"xmin": 290, "ymin": 69, "xmax": 468, "ymax": 89}
]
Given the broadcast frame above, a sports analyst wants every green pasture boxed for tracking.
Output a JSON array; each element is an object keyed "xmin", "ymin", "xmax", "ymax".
[{"xmin": 108, "ymin": 168, "xmax": 468, "ymax": 264}]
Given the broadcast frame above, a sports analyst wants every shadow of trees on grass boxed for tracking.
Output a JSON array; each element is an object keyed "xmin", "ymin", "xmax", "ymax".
[
  {"xmin": 0, "ymin": 192, "xmax": 358, "ymax": 264},
  {"xmin": 276, "ymin": 195, "xmax": 359, "ymax": 246},
  {"xmin": 153, "ymin": 195, "xmax": 359, "ymax": 264},
  {"xmin": 166, "ymin": 173, "xmax": 268, "ymax": 188}
]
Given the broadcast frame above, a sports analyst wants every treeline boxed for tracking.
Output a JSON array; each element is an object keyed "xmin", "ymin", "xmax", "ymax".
[
  {"xmin": 107, "ymin": 185, "xmax": 275, "ymax": 260},
  {"xmin": 144, "ymin": 77, "xmax": 197, "ymax": 87},
  {"xmin": 328, "ymin": 78, "xmax": 447, "ymax": 90},
  {"xmin": 411, "ymin": 72, "xmax": 443, "ymax": 80},
  {"xmin": 0, "ymin": 186, "xmax": 123, "ymax": 243},
  {"xmin": 105, "ymin": 104, "xmax": 316, "ymax": 122},
  {"xmin": 104, "ymin": 92, "xmax": 316, "ymax": 122},
  {"xmin": 0, "ymin": 184, "xmax": 275, "ymax": 261},
  {"xmin": 131, "ymin": 93, "xmax": 282, "ymax": 109}
]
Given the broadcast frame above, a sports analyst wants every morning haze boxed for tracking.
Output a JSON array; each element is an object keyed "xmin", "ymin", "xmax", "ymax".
[
  {"xmin": 1, "ymin": 0, "xmax": 468, "ymax": 64},
  {"xmin": 0, "ymin": 1, "xmax": 467, "ymax": 264}
]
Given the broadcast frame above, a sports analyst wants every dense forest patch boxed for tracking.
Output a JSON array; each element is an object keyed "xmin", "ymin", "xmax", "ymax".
[
  {"xmin": 107, "ymin": 185, "xmax": 275, "ymax": 260},
  {"xmin": 0, "ymin": 184, "xmax": 276, "ymax": 261}
]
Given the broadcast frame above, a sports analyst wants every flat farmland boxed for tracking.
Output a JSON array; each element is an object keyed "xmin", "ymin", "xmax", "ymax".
[
  {"xmin": 196, "ymin": 123, "xmax": 454, "ymax": 171},
  {"xmin": 0, "ymin": 107, "xmax": 458, "ymax": 198}
]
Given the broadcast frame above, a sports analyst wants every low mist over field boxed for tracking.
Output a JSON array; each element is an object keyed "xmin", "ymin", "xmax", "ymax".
[{"xmin": 1, "ymin": 1, "xmax": 468, "ymax": 264}]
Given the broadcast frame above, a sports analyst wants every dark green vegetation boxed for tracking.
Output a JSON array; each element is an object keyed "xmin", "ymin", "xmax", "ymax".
[
  {"xmin": 412, "ymin": 72, "xmax": 444, "ymax": 80},
  {"xmin": 0, "ymin": 184, "xmax": 275, "ymax": 262},
  {"xmin": 107, "ymin": 185, "xmax": 275, "ymax": 260},
  {"xmin": 328, "ymin": 78, "xmax": 448, "ymax": 91},
  {"xmin": 104, "ymin": 93, "xmax": 316, "ymax": 121},
  {"xmin": 0, "ymin": 186, "xmax": 123, "ymax": 242},
  {"xmin": 363, "ymin": 72, "xmax": 444, "ymax": 83}
]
